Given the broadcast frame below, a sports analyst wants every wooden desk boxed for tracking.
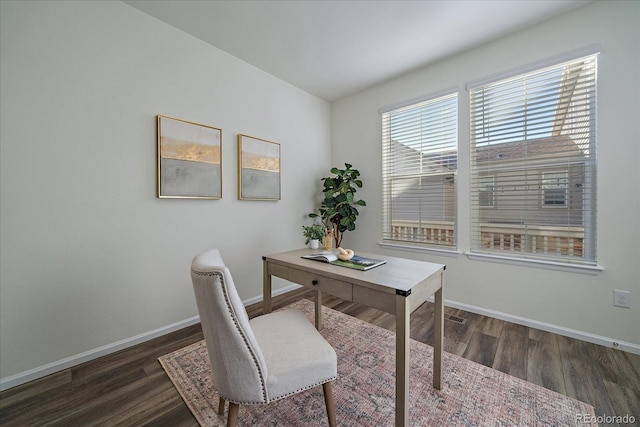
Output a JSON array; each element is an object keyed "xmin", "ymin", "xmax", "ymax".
[{"xmin": 262, "ymin": 248, "xmax": 445, "ymax": 427}]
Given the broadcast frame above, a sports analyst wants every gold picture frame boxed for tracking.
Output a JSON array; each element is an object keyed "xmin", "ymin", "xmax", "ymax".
[
  {"xmin": 238, "ymin": 134, "xmax": 281, "ymax": 201},
  {"xmin": 157, "ymin": 115, "xmax": 222, "ymax": 199}
]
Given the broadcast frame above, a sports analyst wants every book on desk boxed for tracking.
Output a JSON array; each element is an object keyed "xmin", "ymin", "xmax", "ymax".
[{"xmin": 301, "ymin": 251, "xmax": 386, "ymax": 271}]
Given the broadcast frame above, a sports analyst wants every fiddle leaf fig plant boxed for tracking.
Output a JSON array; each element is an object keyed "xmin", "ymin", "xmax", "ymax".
[{"xmin": 309, "ymin": 163, "xmax": 366, "ymax": 248}]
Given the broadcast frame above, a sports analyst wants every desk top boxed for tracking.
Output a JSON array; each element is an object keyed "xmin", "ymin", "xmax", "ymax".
[{"xmin": 263, "ymin": 248, "xmax": 445, "ymax": 295}]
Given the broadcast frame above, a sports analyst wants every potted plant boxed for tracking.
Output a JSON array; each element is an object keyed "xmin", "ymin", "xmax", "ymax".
[
  {"xmin": 309, "ymin": 163, "xmax": 366, "ymax": 248},
  {"xmin": 302, "ymin": 224, "xmax": 326, "ymax": 249}
]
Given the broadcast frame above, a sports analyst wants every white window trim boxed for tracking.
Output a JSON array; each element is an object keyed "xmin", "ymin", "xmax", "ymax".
[
  {"xmin": 465, "ymin": 251, "xmax": 604, "ymax": 274},
  {"xmin": 379, "ymin": 240, "xmax": 461, "ymax": 257},
  {"xmin": 466, "ymin": 44, "xmax": 601, "ymax": 91},
  {"xmin": 379, "ymin": 86, "xmax": 460, "ymax": 115}
]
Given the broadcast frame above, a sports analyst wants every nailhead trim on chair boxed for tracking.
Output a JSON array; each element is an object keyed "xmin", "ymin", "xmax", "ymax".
[
  {"xmin": 193, "ymin": 270, "xmax": 268, "ymax": 405},
  {"xmin": 269, "ymin": 376, "xmax": 338, "ymax": 403}
]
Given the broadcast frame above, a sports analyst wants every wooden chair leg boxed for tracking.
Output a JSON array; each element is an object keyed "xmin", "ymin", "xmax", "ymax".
[
  {"xmin": 218, "ymin": 396, "xmax": 225, "ymax": 415},
  {"xmin": 323, "ymin": 382, "xmax": 337, "ymax": 427},
  {"xmin": 227, "ymin": 402, "xmax": 240, "ymax": 427}
]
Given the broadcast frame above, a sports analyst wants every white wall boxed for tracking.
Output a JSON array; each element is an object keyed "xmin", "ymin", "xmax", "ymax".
[
  {"xmin": 332, "ymin": 1, "xmax": 640, "ymax": 348},
  {"xmin": 0, "ymin": 1, "xmax": 330, "ymax": 383}
]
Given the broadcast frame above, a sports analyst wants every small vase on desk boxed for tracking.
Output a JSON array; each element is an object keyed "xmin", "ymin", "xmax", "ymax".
[
  {"xmin": 323, "ymin": 229, "xmax": 333, "ymax": 250},
  {"xmin": 309, "ymin": 239, "xmax": 320, "ymax": 249}
]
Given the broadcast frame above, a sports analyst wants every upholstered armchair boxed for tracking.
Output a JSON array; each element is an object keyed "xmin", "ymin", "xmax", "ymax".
[{"xmin": 190, "ymin": 249, "xmax": 337, "ymax": 427}]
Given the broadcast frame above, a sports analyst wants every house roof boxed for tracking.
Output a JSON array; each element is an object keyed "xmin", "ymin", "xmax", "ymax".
[{"xmin": 474, "ymin": 135, "xmax": 587, "ymax": 164}]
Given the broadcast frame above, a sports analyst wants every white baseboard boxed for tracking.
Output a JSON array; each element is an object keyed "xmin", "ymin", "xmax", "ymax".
[
  {"xmin": 243, "ymin": 283, "xmax": 302, "ymax": 306},
  {"xmin": 0, "ymin": 315, "xmax": 200, "ymax": 392},
  {"xmin": 436, "ymin": 297, "xmax": 640, "ymax": 355},
  {"xmin": 0, "ymin": 283, "xmax": 303, "ymax": 392},
  {"xmin": 4, "ymin": 284, "xmax": 637, "ymax": 391},
  {"xmin": 253, "ymin": 285, "xmax": 640, "ymax": 355}
]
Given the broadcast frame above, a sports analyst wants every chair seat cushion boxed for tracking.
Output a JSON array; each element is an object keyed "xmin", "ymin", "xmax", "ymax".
[{"xmin": 250, "ymin": 308, "xmax": 337, "ymax": 402}]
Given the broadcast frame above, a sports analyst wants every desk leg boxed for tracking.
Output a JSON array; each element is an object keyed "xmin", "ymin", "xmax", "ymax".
[
  {"xmin": 315, "ymin": 290, "xmax": 323, "ymax": 330},
  {"xmin": 262, "ymin": 259, "xmax": 272, "ymax": 315},
  {"xmin": 433, "ymin": 276, "xmax": 443, "ymax": 390},
  {"xmin": 395, "ymin": 294, "xmax": 410, "ymax": 427}
]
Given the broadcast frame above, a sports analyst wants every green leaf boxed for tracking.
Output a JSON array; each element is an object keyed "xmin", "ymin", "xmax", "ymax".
[{"xmin": 356, "ymin": 200, "xmax": 366, "ymax": 206}]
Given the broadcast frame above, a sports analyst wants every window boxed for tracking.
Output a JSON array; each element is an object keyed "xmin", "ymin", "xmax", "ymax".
[
  {"xmin": 542, "ymin": 171, "xmax": 568, "ymax": 206},
  {"xmin": 381, "ymin": 92, "xmax": 458, "ymax": 249},
  {"xmin": 479, "ymin": 176, "xmax": 495, "ymax": 208},
  {"xmin": 469, "ymin": 53, "xmax": 598, "ymax": 264}
]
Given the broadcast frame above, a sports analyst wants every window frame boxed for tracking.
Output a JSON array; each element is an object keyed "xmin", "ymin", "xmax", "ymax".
[
  {"xmin": 479, "ymin": 175, "xmax": 496, "ymax": 208},
  {"xmin": 541, "ymin": 171, "xmax": 568, "ymax": 208}
]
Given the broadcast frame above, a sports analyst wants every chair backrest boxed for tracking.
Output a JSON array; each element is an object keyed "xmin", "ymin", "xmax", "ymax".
[{"xmin": 190, "ymin": 249, "xmax": 268, "ymax": 404}]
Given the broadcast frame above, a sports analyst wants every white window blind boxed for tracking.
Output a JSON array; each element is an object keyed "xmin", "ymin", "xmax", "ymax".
[
  {"xmin": 469, "ymin": 54, "xmax": 598, "ymax": 264},
  {"xmin": 382, "ymin": 92, "xmax": 458, "ymax": 248}
]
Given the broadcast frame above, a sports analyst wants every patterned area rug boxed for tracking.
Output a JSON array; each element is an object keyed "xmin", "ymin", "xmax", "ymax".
[{"xmin": 159, "ymin": 300, "xmax": 596, "ymax": 426}]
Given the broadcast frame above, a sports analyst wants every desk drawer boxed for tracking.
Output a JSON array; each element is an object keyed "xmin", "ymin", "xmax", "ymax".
[
  {"xmin": 353, "ymin": 285, "xmax": 396, "ymax": 314},
  {"xmin": 289, "ymin": 268, "xmax": 353, "ymax": 301}
]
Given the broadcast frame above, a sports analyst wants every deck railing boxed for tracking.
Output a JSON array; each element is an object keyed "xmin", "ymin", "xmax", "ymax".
[
  {"xmin": 390, "ymin": 220, "xmax": 455, "ymax": 246},
  {"xmin": 390, "ymin": 220, "xmax": 584, "ymax": 257},
  {"xmin": 478, "ymin": 223, "xmax": 584, "ymax": 257}
]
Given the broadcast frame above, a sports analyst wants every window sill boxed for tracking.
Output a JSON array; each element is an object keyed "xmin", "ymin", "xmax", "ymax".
[
  {"xmin": 465, "ymin": 251, "xmax": 604, "ymax": 275},
  {"xmin": 378, "ymin": 241, "xmax": 461, "ymax": 257}
]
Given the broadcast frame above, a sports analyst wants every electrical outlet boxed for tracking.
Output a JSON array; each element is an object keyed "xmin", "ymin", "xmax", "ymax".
[{"xmin": 613, "ymin": 290, "xmax": 631, "ymax": 308}]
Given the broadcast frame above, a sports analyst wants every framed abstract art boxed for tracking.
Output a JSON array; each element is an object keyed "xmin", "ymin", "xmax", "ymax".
[
  {"xmin": 157, "ymin": 115, "xmax": 222, "ymax": 199},
  {"xmin": 237, "ymin": 134, "xmax": 281, "ymax": 201}
]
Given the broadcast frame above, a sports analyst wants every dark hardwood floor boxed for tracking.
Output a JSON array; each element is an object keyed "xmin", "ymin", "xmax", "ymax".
[{"xmin": 1, "ymin": 288, "xmax": 638, "ymax": 426}]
